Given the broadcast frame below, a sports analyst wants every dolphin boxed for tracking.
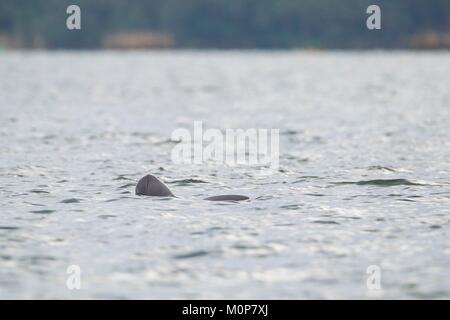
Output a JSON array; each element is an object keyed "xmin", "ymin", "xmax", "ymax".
[
  {"xmin": 135, "ymin": 174, "xmax": 249, "ymax": 202},
  {"xmin": 135, "ymin": 174, "xmax": 174, "ymax": 197},
  {"xmin": 204, "ymin": 195, "xmax": 249, "ymax": 201}
]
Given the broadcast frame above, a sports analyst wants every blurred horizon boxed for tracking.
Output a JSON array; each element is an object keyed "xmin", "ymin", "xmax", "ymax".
[{"xmin": 1, "ymin": 0, "xmax": 450, "ymax": 50}]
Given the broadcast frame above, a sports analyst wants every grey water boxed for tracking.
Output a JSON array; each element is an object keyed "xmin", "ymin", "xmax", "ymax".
[{"xmin": 0, "ymin": 51, "xmax": 449, "ymax": 299}]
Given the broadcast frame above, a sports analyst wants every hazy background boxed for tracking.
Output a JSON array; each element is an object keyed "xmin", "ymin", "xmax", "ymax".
[{"xmin": 1, "ymin": 0, "xmax": 450, "ymax": 50}]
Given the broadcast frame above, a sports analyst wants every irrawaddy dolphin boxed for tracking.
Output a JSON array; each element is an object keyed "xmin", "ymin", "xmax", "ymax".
[{"xmin": 135, "ymin": 174, "xmax": 249, "ymax": 202}]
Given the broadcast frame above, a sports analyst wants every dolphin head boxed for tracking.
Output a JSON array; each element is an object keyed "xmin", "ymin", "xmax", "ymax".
[{"xmin": 135, "ymin": 174, "xmax": 174, "ymax": 197}]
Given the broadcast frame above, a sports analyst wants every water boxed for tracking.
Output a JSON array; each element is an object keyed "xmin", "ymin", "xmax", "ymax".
[{"xmin": 0, "ymin": 51, "xmax": 449, "ymax": 299}]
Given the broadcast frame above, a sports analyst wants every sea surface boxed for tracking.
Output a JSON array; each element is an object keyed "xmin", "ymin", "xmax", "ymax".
[{"xmin": 0, "ymin": 51, "xmax": 449, "ymax": 299}]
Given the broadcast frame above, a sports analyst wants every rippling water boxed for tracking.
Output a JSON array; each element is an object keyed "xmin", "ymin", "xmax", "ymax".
[{"xmin": 0, "ymin": 51, "xmax": 449, "ymax": 299}]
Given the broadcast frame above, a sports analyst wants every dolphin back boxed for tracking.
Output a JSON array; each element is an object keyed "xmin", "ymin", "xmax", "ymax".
[{"xmin": 204, "ymin": 195, "xmax": 249, "ymax": 202}]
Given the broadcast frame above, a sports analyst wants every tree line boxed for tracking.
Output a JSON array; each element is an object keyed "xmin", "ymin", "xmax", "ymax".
[{"xmin": 0, "ymin": 0, "xmax": 449, "ymax": 49}]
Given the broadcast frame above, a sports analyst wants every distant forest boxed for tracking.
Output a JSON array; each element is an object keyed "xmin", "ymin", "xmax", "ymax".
[{"xmin": 0, "ymin": 0, "xmax": 449, "ymax": 49}]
